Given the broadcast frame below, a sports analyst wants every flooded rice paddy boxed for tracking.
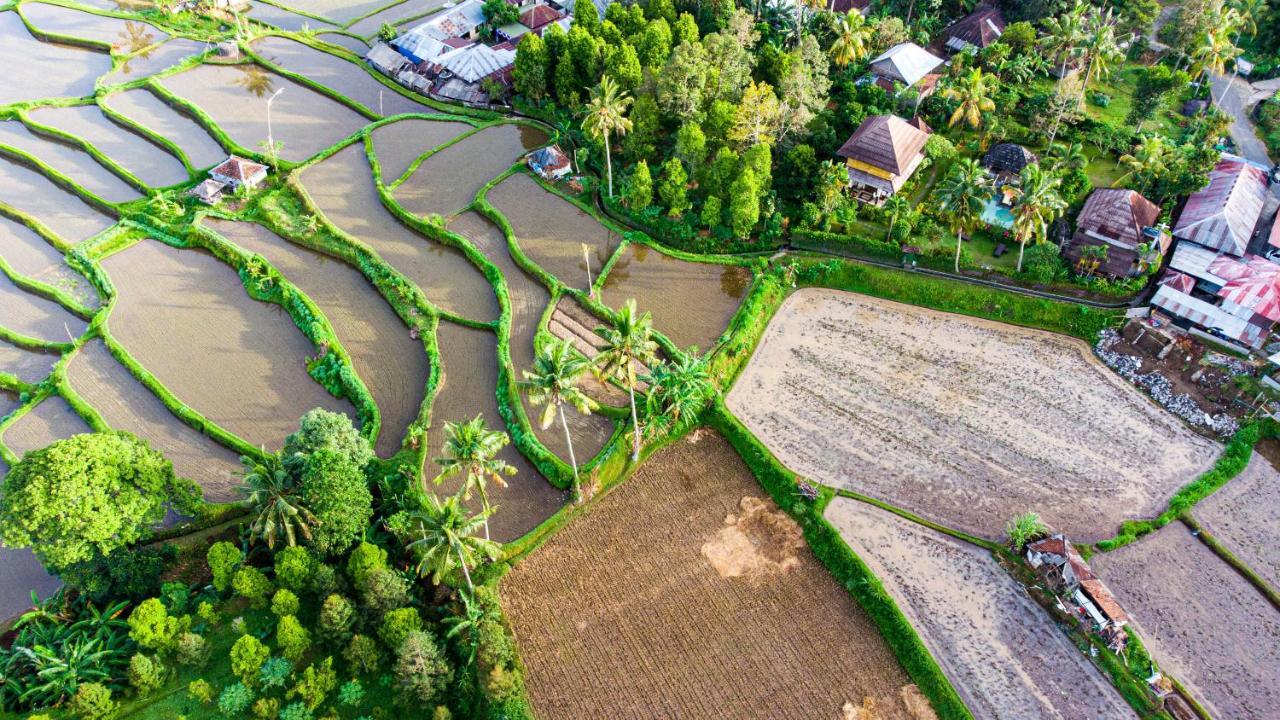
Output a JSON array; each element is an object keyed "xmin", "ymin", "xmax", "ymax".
[
  {"xmin": 251, "ymin": 36, "xmax": 432, "ymax": 117},
  {"xmin": 0, "ymin": 272, "xmax": 87, "ymax": 343},
  {"xmin": 0, "ymin": 340, "xmax": 57, "ymax": 384},
  {"xmin": 371, "ymin": 117, "xmax": 473, "ymax": 183},
  {"xmin": 299, "ymin": 142, "xmax": 498, "ymax": 321},
  {"xmin": 313, "ymin": 30, "xmax": 370, "ymax": 54},
  {"xmin": 21, "ymin": 2, "xmax": 167, "ymax": 50},
  {"xmin": 0, "ymin": 156, "xmax": 115, "ymax": 244},
  {"xmin": 103, "ymin": 87, "xmax": 227, "ymax": 169},
  {"xmin": 66, "ymin": 339, "xmax": 243, "ymax": 501},
  {"xmin": 263, "ymin": 0, "xmax": 388, "ymax": 24},
  {"xmin": 102, "ymin": 38, "xmax": 207, "ymax": 85},
  {"xmin": 395, "ymin": 124, "xmax": 546, "ymax": 218},
  {"xmin": 2, "ymin": 394, "xmax": 91, "ymax": 458},
  {"xmin": 102, "ymin": 239, "xmax": 354, "ymax": 451},
  {"xmin": 160, "ymin": 63, "xmax": 368, "ymax": 162},
  {"xmin": 0, "ymin": 10, "xmax": 111, "ymax": 105},
  {"xmin": 344, "ymin": 0, "xmax": 448, "ymax": 38},
  {"xmin": 0, "ymin": 120, "xmax": 141, "ymax": 203},
  {"xmin": 601, "ymin": 244, "xmax": 750, "ymax": 352},
  {"xmin": 205, "ymin": 218, "xmax": 428, "ymax": 458},
  {"xmin": 487, "ymin": 173, "xmax": 620, "ymax": 292},
  {"xmin": 247, "ymin": 0, "xmax": 334, "ymax": 30},
  {"xmin": 27, "ymin": 104, "xmax": 189, "ymax": 188},
  {"xmin": 0, "ymin": 215, "xmax": 98, "ymax": 307}
]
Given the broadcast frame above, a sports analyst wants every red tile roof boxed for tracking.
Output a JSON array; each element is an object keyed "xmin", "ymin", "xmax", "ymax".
[
  {"xmin": 211, "ymin": 156, "xmax": 267, "ymax": 182},
  {"xmin": 1080, "ymin": 579, "xmax": 1128, "ymax": 623},
  {"xmin": 519, "ymin": 4, "xmax": 562, "ymax": 30}
]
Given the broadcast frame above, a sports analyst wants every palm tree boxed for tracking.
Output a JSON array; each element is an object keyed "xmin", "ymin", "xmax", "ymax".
[
  {"xmin": 882, "ymin": 194, "xmax": 909, "ymax": 242},
  {"xmin": 1047, "ymin": 142, "xmax": 1088, "ymax": 174},
  {"xmin": 641, "ymin": 353, "xmax": 712, "ymax": 436},
  {"xmin": 404, "ymin": 493, "xmax": 498, "ymax": 594},
  {"xmin": 1194, "ymin": 28, "xmax": 1242, "ymax": 105},
  {"xmin": 432, "ymin": 416, "xmax": 515, "ymax": 541},
  {"xmin": 519, "ymin": 339, "xmax": 595, "ymax": 502},
  {"xmin": 1039, "ymin": 1, "xmax": 1087, "ymax": 144},
  {"xmin": 828, "ymin": 10, "xmax": 872, "ymax": 67},
  {"xmin": 1079, "ymin": 8, "xmax": 1121, "ymax": 91},
  {"xmin": 238, "ymin": 453, "xmax": 316, "ymax": 549},
  {"xmin": 594, "ymin": 299, "xmax": 658, "ymax": 462},
  {"xmin": 941, "ymin": 68, "xmax": 998, "ymax": 129},
  {"xmin": 1005, "ymin": 511, "xmax": 1049, "ymax": 550},
  {"xmin": 1010, "ymin": 164, "xmax": 1067, "ymax": 273},
  {"xmin": 1114, "ymin": 135, "xmax": 1169, "ymax": 189},
  {"xmin": 933, "ymin": 159, "xmax": 992, "ymax": 273},
  {"xmin": 581, "ymin": 76, "xmax": 633, "ymax": 198}
]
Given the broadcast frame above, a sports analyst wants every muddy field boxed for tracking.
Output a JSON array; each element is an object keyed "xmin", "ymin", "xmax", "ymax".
[
  {"xmin": 0, "ymin": 215, "xmax": 98, "ymax": 307},
  {"xmin": 66, "ymin": 339, "xmax": 243, "ymax": 501},
  {"xmin": 103, "ymin": 87, "xmax": 226, "ymax": 169},
  {"xmin": 0, "ymin": 340, "xmax": 57, "ymax": 384},
  {"xmin": 102, "ymin": 239, "xmax": 353, "ymax": 450},
  {"xmin": 2, "ymin": 394, "xmax": 90, "ymax": 458},
  {"xmin": 250, "ymin": 36, "xmax": 430, "ymax": 117},
  {"xmin": 371, "ymin": 117, "xmax": 472, "ymax": 183},
  {"xmin": 0, "ymin": 119, "xmax": 142, "ymax": 203},
  {"xmin": 0, "ymin": 11, "xmax": 112, "ymax": 106},
  {"xmin": 1192, "ymin": 445, "xmax": 1280, "ymax": 589},
  {"xmin": 28, "ymin": 104, "xmax": 188, "ymax": 188},
  {"xmin": 825, "ymin": 497, "xmax": 1134, "ymax": 719},
  {"xmin": 502, "ymin": 430, "xmax": 918, "ymax": 720},
  {"xmin": 395, "ymin": 124, "xmax": 545, "ymax": 218},
  {"xmin": 727, "ymin": 289, "xmax": 1221, "ymax": 542},
  {"xmin": 601, "ymin": 243, "xmax": 750, "ymax": 352},
  {"xmin": 1090, "ymin": 524, "xmax": 1280, "ymax": 719},
  {"xmin": 0, "ymin": 155, "xmax": 115, "ymax": 245}
]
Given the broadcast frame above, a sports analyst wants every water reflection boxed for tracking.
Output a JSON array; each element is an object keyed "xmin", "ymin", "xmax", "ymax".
[{"xmin": 232, "ymin": 64, "xmax": 276, "ymax": 97}]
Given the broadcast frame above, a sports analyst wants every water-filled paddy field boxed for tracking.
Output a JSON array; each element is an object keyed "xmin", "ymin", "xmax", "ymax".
[
  {"xmin": 0, "ymin": 271, "xmax": 86, "ymax": 343},
  {"xmin": 370, "ymin": 116, "xmax": 472, "ymax": 183},
  {"xmin": 0, "ymin": 214, "xmax": 98, "ymax": 306},
  {"xmin": 102, "ymin": 38, "xmax": 207, "ymax": 85},
  {"xmin": 103, "ymin": 87, "xmax": 227, "ymax": 169},
  {"xmin": 0, "ymin": 10, "xmax": 112, "ymax": 105},
  {"xmin": 395, "ymin": 124, "xmax": 546, "ymax": 218},
  {"xmin": 27, "ymin": 104, "xmax": 189, "ymax": 188},
  {"xmin": 0, "ymin": 119, "xmax": 142, "ymax": 203},
  {"xmin": 0, "ymin": 155, "xmax": 115, "ymax": 244},
  {"xmin": 250, "ymin": 36, "xmax": 432, "ymax": 117}
]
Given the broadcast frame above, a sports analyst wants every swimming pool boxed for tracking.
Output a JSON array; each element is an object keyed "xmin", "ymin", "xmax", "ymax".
[{"xmin": 981, "ymin": 197, "xmax": 1014, "ymax": 229}]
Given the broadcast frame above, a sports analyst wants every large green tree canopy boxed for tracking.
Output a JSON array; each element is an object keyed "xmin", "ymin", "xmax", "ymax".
[{"xmin": 0, "ymin": 432, "xmax": 200, "ymax": 572}]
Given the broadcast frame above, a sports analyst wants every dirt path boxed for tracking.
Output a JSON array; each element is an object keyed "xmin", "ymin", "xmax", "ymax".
[
  {"xmin": 825, "ymin": 497, "xmax": 1135, "ymax": 720},
  {"xmin": 727, "ymin": 289, "xmax": 1220, "ymax": 541}
]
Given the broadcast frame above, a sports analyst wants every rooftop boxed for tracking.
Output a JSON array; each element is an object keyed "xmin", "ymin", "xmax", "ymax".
[
  {"xmin": 1173, "ymin": 157, "xmax": 1269, "ymax": 256},
  {"xmin": 942, "ymin": 4, "xmax": 1006, "ymax": 51},
  {"xmin": 869, "ymin": 42, "xmax": 945, "ymax": 88},
  {"xmin": 836, "ymin": 114, "xmax": 930, "ymax": 176}
]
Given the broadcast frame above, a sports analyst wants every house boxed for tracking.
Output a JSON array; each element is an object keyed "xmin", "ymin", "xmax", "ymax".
[
  {"xmin": 835, "ymin": 114, "xmax": 930, "ymax": 204},
  {"xmin": 1154, "ymin": 245, "xmax": 1280, "ymax": 349},
  {"xmin": 210, "ymin": 156, "xmax": 268, "ymax": 189},
  {"xmin": 1077, "ymin": 578, "xmax": 1128, "ymax": 630},
  {"xmin": 1025, "ymin": 535, "xmax": 1092, "ymax": 592},
  {"xmin": 1061, "ymin": 188, "xmax": 1166, "ymax": 279},
  {"xmin": 867, "ymin": 42, "xmax": 945, "ymax": 97},
  {"xmin": 519, "ymin": 3, "xmax": 564, "ymax": 31},
  {"xmin": 422, "ymin": 42, "xmax": 517, "ymax": 104},
  {"xmin": 365, "ymin": 41, "xmax": 412, "ymax": 76},
  {"xmin": 187, "ymin": 179, "xmax": 227, "ymax": 206},
  {"xmin": 392, "ymin": 0, "xmax": 488, "ymax": 64},
  {"xmin": 981, "ymin": 142, "xmax": 1036, "ymax": 178},
  {"xmin": 939, "ymin": 4, "xmax": 1005, "ymax": 54},
  {"xmin": 1173, "ymin": 157, "xmax": 1270, "ymax": 257},
  {"xmin": 528, "ymin": 145, "xmax": 571, "ymax": 180}
]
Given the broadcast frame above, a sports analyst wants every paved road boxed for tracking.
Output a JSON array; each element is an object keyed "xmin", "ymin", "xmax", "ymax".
[{"xmin": 1212, "ymin": 73, "xmax": 1274, "ymax": 167}]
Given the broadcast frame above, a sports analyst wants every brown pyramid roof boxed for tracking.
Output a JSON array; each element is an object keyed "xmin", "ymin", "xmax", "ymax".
[
  {"xmin": 943, "ymin": 4, "xmax": 1006, "ymax": 49},
  {"xmin": 519, "ymin": 4, "xmax": 562, "ymax": 30},
  {"xmin": 1076, "ymin": 188, "xmax": 1161, "ymax": 247},
  {"xmin": 836, "ymin": 115, "xmax": 930, "ymax": 175},
  {"xmin": 211, "ymin": 155, "xmax": 267, "ymax": 182}
]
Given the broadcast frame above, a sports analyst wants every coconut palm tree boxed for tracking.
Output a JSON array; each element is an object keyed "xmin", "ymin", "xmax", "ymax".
[
  {"xmin": 933, "ymin": 159, "xmax": 992, "ymax": 273},
  {"xmin": 1079, "ymin": 8, "xmax": 1121, "ymax": 90},
  {"xmin": 882, "ymin": 194, "xmax": 910, "ymax": 242},
  {"xmin": 581, "ymin": 76, "xmax": 633, "ymax": 198},
  {"xmin": 1194, "ymin": 28, "xmax": 1242, "ymax": 105},
  {"xmin": 594, "ymin": 299, "xmax": 658, "ymax": 462},
  {"xmin": 404, "ymin": 493, "xmax": 498, "ymax": 593},
  {"xmin": 941, "ymin": 68, "xmax": 998, "ymax": 129},
  {"xmin": 432, "ymin": 416, "xmax": 515, "ymax": 541},
  {"xmin": 1039, "ymin": 1, "xmax": 1087, "ymax": 144},
  {"xmin": 238, "ymin": 453, "xmax": 317, "ymax": 550},
  {"xmin": 1113, "ymin": 135, "xmax": 1169, "ymax": 190},
  {"xmin": 641, "ymin": 353, "xmax": 712, "ymax": 436},
  {"xmin": 1047, "ymin": 141, "xmax": 1089, "ymax": 174},
  {"xmin": 828, "ymin": 10, "xmax": 872, "ymax": 67},
  {"xmin": 1011, "ymin": 164, "xmax": 1067, "ymax": 273},
  {"xmin": 519, "ymin": 339, "xmax": 595, "ymax": 502}
]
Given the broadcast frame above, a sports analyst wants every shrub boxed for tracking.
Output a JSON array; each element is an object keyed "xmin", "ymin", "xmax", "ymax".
[
  {"xmin": 310, "ymin": 563, "xmax": 340, "ymax": 596},
  {"xmin": 196, "ymin": 600, "xmax": 219, "ymax": 627},
  {"xmin": 279, "ymin": 701, "xmax": 315, "ymax": 720},
  {"xmin": 378, "ymin": 608, "xmax": 422, "ymax": 651},
  {"xmin": 233, "ymin": 566, "xmax": 273, "ymax": 609},
  {"xmin": 339, "ymin": 679, "xmax": 364, "ymax": 706},
  {"xmin": 207, "ymin": 542, "xmax": 243, "ymax": 593},
  {"xmin": 344, "ymin": 634, "xmax": 382, "ymax": 674},
  {"xmin": 62, "ymin": 545, "xmax": 175, "ymax": 603},
  {"xmin": 259, "ymin": 656, "xmax": 294, "ymax": 690},
  {"xmin": 272, "ymin": 589, "xmax": 301, "ymax": 617},
  {"xmin": 251, "ymin": 697, "xmax": 280, "ymax": 720},
  {"xmin": 274, "ymin": 546, "xmax": 316, "ymax": 593},
  {"xmin": 188, "ymin": 679, "xmax": 215, "ymax": 705},
  {"xmin": 128, "ymin": 598, "xmax": 182, "ymax": 653},
  {"xmin": 218, "ymin": 682, "xmax": 254, "ymax": 716},
  {"xmin": 346, "ymin": 542, "xmax": 387, "ymax": 592},
  {"xmin": 176, "ymin": 631, "xmax": 210, "ymax": 667},
  {"xmin": 318, "ymin": 594, "xmax": 355, "ymax": 643},
  {"xmin": 159, "ymin": 581, "xmax": 190, "ymax": 614},
  {"xmin": 230, "ymin": 635, "xmax": 270, "ymax": 686},
  {"xmin": 127, "ymin": 653, "xmax": 166, "ymax": 695},
  {"xmin": 69, "ymin": 683, "xmax": 115, "ymax": 720},
  {"xmin": 1089, "ymin": 91, "xmax": 1111, "ymax": 107},
  {"xmin": 360, "ymin": 567, "xmax": 410, "ymax": 615},
  {"xmin": 289, "ymin": 656, "xmax": 337, "ymax": 710},
  {"xmin": 394, "ymin": 631, "xmax": 452, "ymax": 706},
  {"xmin": 277, "ymin": 615, "xmax": 313, "ymax": 662}
]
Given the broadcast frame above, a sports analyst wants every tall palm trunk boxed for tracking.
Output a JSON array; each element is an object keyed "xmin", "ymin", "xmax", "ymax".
[
  {"xmin": 559, "ymin": 405, "xmax": 581, "ymax": 502},
  {"xmin": 628, "ymin": 381, "xmax": 641, "ymax": 462},
  {"xmin": 1017, "ymin": 236, "xmax": 1028, "ymax": 273},
  {"xmin": 476, "ymin": 482, "xmax": 491, "ymax": 542},
  {"xmin": 887, "ymin": 210, "xmax": 898, "ymax": 242},
  {"xmin": 954, "ymin": 228, "xmax": 964, "ymax": 273},
  {"xmin": 454, "ymin": 541, "xmax": 475, "ymax": 593},
  {"xmin": 1047, "ymin": 60, "xmax": 1069, "ymax": 145},
  {"xmin": 603, "ymin": 131, "xmax": 614, "ymax": 197}
]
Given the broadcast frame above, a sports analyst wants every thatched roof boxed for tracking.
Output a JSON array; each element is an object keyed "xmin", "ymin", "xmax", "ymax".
[
  {"xmin": 836, "ymin": 115, "xmax": 930, "ymax": 175},
  {"xmin": 981, "ymin": 142, "xmax": 1037, "ymax": 174}
]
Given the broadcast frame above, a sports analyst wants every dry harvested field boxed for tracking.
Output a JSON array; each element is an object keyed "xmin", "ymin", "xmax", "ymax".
[
  {"xmin": 825, "ymin": 497, "xmax": 1134, "ymax": 720},
  {"xmin": 65, "ymin": 339, "xmax": 242, "ymax": 501},
  {"xmin": 1091, "ymin": 524, "xmax": 1280, "ymax": 719},
  {"xmin": 502, "ymin": 430, "xmax": 919, "ymax": 720},
  {"xmin": 102, "ymin": 239, "xmax": 354, "ymax": 451},
  {"xmin": 727, "ymin": 289, "xmax": 1220, "ymax": 541},
  {"xmin": 1192, "ymin": 444, "xmax": 1280, "ymax": 589},
  {"xmin": 2, "ymin": 394, "xmax": 90, "ymax": 458}
]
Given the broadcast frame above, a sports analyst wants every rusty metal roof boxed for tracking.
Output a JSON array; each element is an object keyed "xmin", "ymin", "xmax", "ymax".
[{"xmin": 1173, "ymin": 158, "xmax": 1269, "ymax": 256}]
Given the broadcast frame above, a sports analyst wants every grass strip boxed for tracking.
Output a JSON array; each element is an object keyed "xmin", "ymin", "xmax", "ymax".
[{"xmin": 1180, "ymin": 513, "xmax": 1280, "ymax": 612}]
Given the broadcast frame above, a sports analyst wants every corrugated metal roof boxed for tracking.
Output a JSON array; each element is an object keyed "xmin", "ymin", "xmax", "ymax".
[
  {"xmin": 1169, "ymin": 241, "xmax": 1231, "ymax": 285},
  {"xmin": 1211, "ymin": 254, "xmax": 1280, "ymax": 322},
  {"xmin": 943, "ymin": 4, "xmax": 1005, "ymax": 49},
  {"xmin": 436, "ymin": 43, "xmax": 515, "ymax": 83},
  {"xmin": 869, "ymin": 42, "xmax": 944, "ymax": 88},
  {"xmin": 1173, "ymin": 157, "xmax": 1269, "ymax": 256},
  {"xmin": 1152, "ymin": 284, "xmax": 1269, "ymax": 347}
]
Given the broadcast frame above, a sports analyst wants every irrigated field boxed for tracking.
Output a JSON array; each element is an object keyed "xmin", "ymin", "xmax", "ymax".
[
  {"xmin": 0, "ymin": 10, "xmax": 111, "ymax": 105},
  {"xmin": 102, "ymin": 239, "xmax": 354, "ymax": 451},
  {"xmin": 1090, "ymin": 524, "xmax": 1280, "ymax": 719},
  {"xmin": 0, "ymin": 155, "xmax": 115, "ymax": 244},
  {"xmin": 0, "ymin": 271, "xmax": 86, "ymax": 342},
  {"xmin": 502, "ymin": 429, "xmax": 919, "ymax": 720},
  {"xmin": 0, "ymin": 215, "xmax": 97, "ymax": 307},
  {"xmin": 250, "ymin": 36, "xmax": 431, "ymax": 117},
  {"xmin": 727, "ymin": 289, "xmax": 1220, "ymax": 541},
  {"xmin": 825, "ymin": 497, "xmax": 1134, "ymax": 720},
  {"xmin": 0, "ymin": 339, "xmax": 57, "ymax": 384},
  {"xmin": 395, "ymin": 124, "xmax": 546, "ymax": 218},
  {"xmin": 103, "ymin": 87, "xmax": 227, "ymax": 169},
  {"xmin": 0, "ymin": 119, "xmax": 142, "ymax": 203},
  {"xmin": 27, "ymin": 104, "xmax": 188, "ymax": 188},
  {"xmin": 1192, "ymin": 444, "xmax": 1280, "ymax": 589},
  {"xmin": 103, "ymin": 38, "xmax": 206, "ymax": 85},
  {"xmin": 2, "ymin": 394, "xmax": 90, "ymax": 458},
  {"xmin": 371, "ymin": 117, "xmax": 472, "ymax": 183}
]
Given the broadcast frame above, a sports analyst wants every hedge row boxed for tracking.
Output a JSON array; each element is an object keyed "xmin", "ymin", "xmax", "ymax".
[{"xmin": 1179, "ymin": 514, "xmax": 1280, "ymax": 612}]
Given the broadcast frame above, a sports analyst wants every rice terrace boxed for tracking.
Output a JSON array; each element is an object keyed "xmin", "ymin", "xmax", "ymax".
[{"xmin": 1, "ymin": 0, "xmax": 1279, "ymax": 718}]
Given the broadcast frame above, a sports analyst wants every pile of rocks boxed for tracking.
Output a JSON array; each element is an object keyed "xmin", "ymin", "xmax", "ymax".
[{"xmin": 1095, "ymin": 330, "xmax": 1240, "ymax": 436}]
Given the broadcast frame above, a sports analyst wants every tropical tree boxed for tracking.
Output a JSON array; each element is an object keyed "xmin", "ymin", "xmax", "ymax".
[
  {"xmin": 594, "ymin": 299, "xmax": 658, "ymax": 462},
  {"xmin": 1046, "ymin": 141, "xmax": 1089, "ymax": 174},
  {"xmin": 239, "ymin": 453, "xmax": 318, "ymax": 550},
  {"xmin": 942, "ymin": 68, "xmax": 998, "ymax": 129},
  {"xmin": 1039, "ymin": 1, "xmax": 1087, "ymax": 144},
  {"xmin": 882, "ymin": 194, "xmax": 910, "ymax": 242},
  {"xmin": 1010, "ymin": 164, "xmax": 1067, "ymax": 273},
  {"xmin": 519, "ymin": 339, "xmax": 595, "ymax": 502},
  {"xmin": 1005, "ymin": 511, "xmax": 1049, "ymax": 549},
  {"xmin": 432, "ymin": 416, "xmax": 515, "ymax": 541},
  {"xmin": 828, "ymin": 10, "xmax": 872, "ymax": 67},
  {"xmin": 1114, "ymin": 134, "xmax": 1170, "ymax": 189},
  {"xmin": 934, "ymin": 159, "xmax": 992, "ymax": 273},
  {"xmin": 641, "ymin": 353, "xmax": 712, "ymax": 436},
  {"xmin": 1194, "ymin": 28, "xmax": 1242, "ymax": 104},
  {"xmin": 403, "ymin": 494, "xmax": 498, "ymax": 594},
  {"xmin": 581, "ymin": 75, "xmax": 633, "ymax": 197},
  {"xmin": 1079, "ymin": 7, "xmax": 1121, "ymax": 90}
]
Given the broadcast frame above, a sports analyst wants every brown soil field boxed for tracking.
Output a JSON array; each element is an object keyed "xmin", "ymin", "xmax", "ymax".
[
  {"xmin": 825, "ymin": 497, "xmax": 1134, "ymax": 719},
  {"xmin": 502, "ymin": 429, "xmax": 918, "ymax": 720},
  {"xmin": 250, "ymin": 36, "xmax": 431, "ymax": 117},
  {"xmin": 2, "ymin": 394, "xmax": 90, "ymax": 458},
  {"xmin": 300, "ymin": 142, "xmax": 499, "ymax": 322},
  {"xmin": 371, "ymin": 117, "xmax": 472, "ymax": 183},
  {"xmin": 102, "ymin": 239, "xmax": 354, "ymax": 451},
  {"xmin": 0, "ymin": 215, "xmax": 98, "ymax": 308},
  {"xmin": 0, "ymin": 339, "xmax": 57, "ymax": 384},
  {"xmin": 0, "ymin": 155, "xmax": 115, "ymax": 245},
  {"xmin": 448, "ymin": 211, "xmax": 614, "ymax": 465},
  {"xmin": 0, "ymin": 119, "xmax": 141, "ymax": 203},
  {"xmin": 27, "ymin": 104, "xmax": 188, "ymax": 188},
  {"xmin": 1090, "ymin": 524, "xmax": 1280, "ymax": 719},
  {"xmin": 394, "ymin": 124, "xmax": 546, "ymax": 218},
  {"xmin": 102, "ymin": 87, "xmax": 226, "ymax": 169},
  {"xmin": 429, "ymin": 321, "xmax": 564, "ymax": 542},
  {"xmin": 66, "ymin": 339, "xmax": 243, "ymax": 501},
  {"xmin": 103, "ymin": 38, "xmax": 206, "ymax": 86},
  {"xmin": 601, "ymin": 243, "xmax": 750, "ymax": 352},
  {"xmin": 487, "ymin": 173, "xmax": 620, "ymax": 292},
  {"xmin": 727, "ymin": 289, "xmax": 1220, "ymax": 542},
  {"xmin": 0, "ymin": 11, "xmax": 111, "ymax": 106},
  {"xmin": 206, "ymin": 218, "xmax": 428, "ymax": 458},
  {"xmin": 0, "ymin": 272, "xmax": 87, "ymax": 342},
  {"xmin": 1192, "ymin": 444, "xmax": 1280, "ymax": 590}
]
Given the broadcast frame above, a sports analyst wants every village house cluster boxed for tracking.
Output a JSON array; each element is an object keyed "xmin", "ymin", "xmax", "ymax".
[{"xmin": 186, "ymin": 155, "xmax": 269, "ymax": 205}]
